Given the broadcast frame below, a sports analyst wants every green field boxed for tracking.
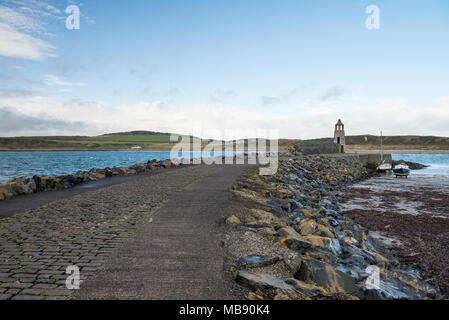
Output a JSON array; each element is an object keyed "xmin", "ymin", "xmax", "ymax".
[
  {"xmin": 345, "ymin": 135, "xmax": 449, "ymax": 150},
  {"xmin": 0, "ymin": 132, "xmax": 187, "ymax": 150},
  {"xmin": 0, "ymin": 132, "xmax": 448, "ymax": 151}
]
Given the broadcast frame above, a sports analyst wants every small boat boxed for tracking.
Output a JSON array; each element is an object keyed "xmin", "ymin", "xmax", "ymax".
[
  {"xmin": 375, "ymin": 130, "xmax": 393, "ymax": 173},
  {"xmin": 376, "ymin": 160, "xmax": 392, "ymax": 173},
  {"xmin": 393, "ymin": 163, "xmax": 410, "ymax": 178}
]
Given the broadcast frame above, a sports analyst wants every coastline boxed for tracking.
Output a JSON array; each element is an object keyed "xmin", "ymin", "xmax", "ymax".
[
  {"xmin": 0, "ymin": 149, "xmax": 172, "ymax": 152},
  {"xmin": 0, "ymin": 154, "xmax": 256, "ymax": 201},
  {"xmin": 0, "ymin": 158, "xmax": 180, "ymax": 201},
  {"xmin": 347, "ymin": 149, "xmax": 449, "ymax": 154},
  {"xmin": 340, "ymin": 174, "xmax": 449, "ymax": 296},
  {"xmin": 223, "ymin": 155, "xmax": 441, "ymax": 299},
  {"xmin": 0, "ymin": 152, "xmax": 445, "ymax": 299}
]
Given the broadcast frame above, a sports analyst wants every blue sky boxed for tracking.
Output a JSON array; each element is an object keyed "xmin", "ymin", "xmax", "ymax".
[{"xmin": 1, "ymin": 0, "xmax": 449, "ymax": 138}]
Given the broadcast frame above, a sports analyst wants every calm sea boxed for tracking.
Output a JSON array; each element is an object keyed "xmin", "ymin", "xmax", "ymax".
[
  {"xmin": 0, "ymin": 150, "xmax": 238, "ymax": 183},
  {"xmin": 392, "ymin": 153, "xmax": 449, "ymax": 175},
  {"xmin": 1, "ymin": 151, "xmax": 448, "ymax": 183}
]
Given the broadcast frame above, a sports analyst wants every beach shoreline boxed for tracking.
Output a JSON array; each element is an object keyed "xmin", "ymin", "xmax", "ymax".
[
  {"xmin": 347, "ymin": 149, "xmax": 449, "ymax": 154},
  {"xmin": 223, "ymin": 155, "xmax": 441, "ymax": 299},
  {"xmin": 340, "ymin": 173, "xmax": 449, "ymax": 296}
]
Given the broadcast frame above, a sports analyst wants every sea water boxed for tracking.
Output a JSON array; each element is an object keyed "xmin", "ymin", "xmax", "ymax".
[
  {"xmin": 1, "ymin": 151, "xmax": 448, "ymax": 184},
  {"xmin": 392, "ymin": 153, "xmax": 449, "ymax": 175},
  {"xmin": 0, "ymin": 150, "xmax": 238, "ymax": 183}
]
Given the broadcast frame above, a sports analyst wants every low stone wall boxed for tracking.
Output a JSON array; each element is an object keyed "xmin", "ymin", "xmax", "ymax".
[
  {"xmin": 225, "ymin": 155, "xmax": 440, "ymax": 300},
  {"xmin": 0, "ymin": 159, "xmax": 177, "ymax": 201},
  {"xmin": 355, "ymin": 153, "xmax": 392, "ymax": 169}
]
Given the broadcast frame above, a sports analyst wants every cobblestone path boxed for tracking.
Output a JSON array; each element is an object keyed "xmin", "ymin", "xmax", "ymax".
[
  {"xmin": 0, "ymin": 165, "xmax": 225, "ymax": 300},
  {"xmin": 73, "ymin": 164, "xmax": 250, "ymax": 300}
]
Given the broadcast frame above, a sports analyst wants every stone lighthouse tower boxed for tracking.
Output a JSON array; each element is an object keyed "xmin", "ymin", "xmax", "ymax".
[{"xmin": 334, "ymin": 119, "xmax": 345, "ymax": 153}]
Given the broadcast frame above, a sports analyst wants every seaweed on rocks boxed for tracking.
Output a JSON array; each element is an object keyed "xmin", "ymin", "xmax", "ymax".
[{"xmin": 225, "ymin": 155, "xmax": 441, "ymax": 300}]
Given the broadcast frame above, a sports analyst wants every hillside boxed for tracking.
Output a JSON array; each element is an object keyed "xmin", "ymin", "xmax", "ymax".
[
  {"xmin": 0, "ymin": 132, "xmax": 184, "ymax": 150},
  {"xmin": 293, "ymin": 135, "xmax": 449, "ymax": 152},
  {"xmin": 346, "ymin": 135, "xmax": 449, "ymax": 150},
  {"xmin": 0, "ymin": 132, "xmax": 448, "ymax": 151},
  {"xmin": 0, "ymin": 131, "xmax": 294, "ymax": 151}
]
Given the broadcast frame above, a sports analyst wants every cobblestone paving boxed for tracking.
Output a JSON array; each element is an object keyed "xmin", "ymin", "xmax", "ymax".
[{"xmin": 0, "ymin": 165, "xmax": 221, "ymax": 300}]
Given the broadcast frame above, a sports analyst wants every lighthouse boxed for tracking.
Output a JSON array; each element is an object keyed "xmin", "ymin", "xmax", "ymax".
[{"xmin": 334, "ymin": 119, "xmax": 346, "ymax": 153}]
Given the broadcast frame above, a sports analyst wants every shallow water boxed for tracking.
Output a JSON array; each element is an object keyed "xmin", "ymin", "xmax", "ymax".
[
  {"xmin": 392, "ymin": 153, "xmax": 449, "ymax": 175},
  {"xmin": 341, "ymin": 174, "xmax": 449, "ymax": 218}
]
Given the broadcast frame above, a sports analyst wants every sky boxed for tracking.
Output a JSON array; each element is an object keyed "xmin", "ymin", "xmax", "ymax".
[{"xmin": 0, "ymin": 0, "xmax": 449, "ymax": 139}]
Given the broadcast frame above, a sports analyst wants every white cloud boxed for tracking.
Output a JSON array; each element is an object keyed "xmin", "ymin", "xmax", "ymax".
[
  {"xmin": 45, "ymin": 74, "xmax": 86, "ymax": 87},
  {"xmin": 0, "ymin": 2, "xmax": 59, "ymax": 60},
  {"xmin": 0, "ymin": 22, "xmax": 56, "ymax": 60},
  {"xmin": 1, "ymin": 94, "xmax": 449, "ymax": 139},
  {"xmin": 0, "ymin": 4, "xmax": 42, "ymax": 32}
]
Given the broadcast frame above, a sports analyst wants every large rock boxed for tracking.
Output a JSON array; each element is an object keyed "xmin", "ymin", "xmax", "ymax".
[
  {"xmin": 160, "ymin": 159, "xmax": 173, "ymax": 168},
  {"xmin": 363, "ymin": 268, "xmax": 439, "ymax": 300},
  {"xmin": 0, "ymin": 183, "xmax": 13, "ymax": 200},
  {"xmin": 87, "ymin": 172, "xmax": 105, "ymax": 181},
  {"xmin": 294, "ymin": 256, "xmax": 361, "ymax": 298},
  {"xmin": 341, "ymin": 244, "xmax": 390, "ymax": 268},
  {"xmin": 235, "ymin": 270, "xmax": 327, "ymax": 299},
  {"xmin": 104, "ymin": 167, "xmax": 113, "ymax": 177},
  {"xmin": 111, "ymin": 167, "xmax": 128, "ymax": 176},
  {"xmin": 249, "ymin": 209, "xmax": 280, "ymax": 225},
  {"xmin": 65, "ymin": 174, "xmax": 85, "ymax": 186},
  {"xmin": 226, "ymin": 215, "xmax": 241, "ymax": 225},
  {"xmin": 236, "ymin": 270, "xmax": 296, "ymax": 295},
  {"xmin": 282, "ymin": 251, "xmax": 302, "ymax": 272},
  {"xmin": 237, "ymin": 255, "xmax": 279, "ymax": 269},
  {"xmin": 146, "ymin": 162, "xmax": 156, "ymax": 170},
  {"xmin": 129, "ymin": 163, "xmax": 146, "ymax": 173},
  {"xmin": 277, "ymin": 226, "xmax": 301, "ymax": 238},
  {"xmin": 281, "ymin": 237, "xmax": 312, "ymax": 254},
  {"xmin": 298, "ymin": 218, "xmax": 317, "ymax": 235},
  {"xmin": 33, "ymin": 176, "xmax": 56, "ymax": 192},
  {"xmin": 300, "ymin": 235, "xmax": 342, "ymax": 256},
  {"xmin": 9, "ymin": 178, "xmax": 36, "ymax": 195},
  {"xmin": 315, "ymin": 223, "xmax": 335, "ymax": 238}
]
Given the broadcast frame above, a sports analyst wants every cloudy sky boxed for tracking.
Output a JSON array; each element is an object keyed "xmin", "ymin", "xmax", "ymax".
[{"xmin": 0, "ymin": 0, "xmax": 449, "ymax": 139}]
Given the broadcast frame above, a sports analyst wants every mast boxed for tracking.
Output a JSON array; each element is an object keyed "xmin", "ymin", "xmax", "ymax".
[{"xmin": 380, "ymin": 130, "xmax": 383, "ymax": 161}]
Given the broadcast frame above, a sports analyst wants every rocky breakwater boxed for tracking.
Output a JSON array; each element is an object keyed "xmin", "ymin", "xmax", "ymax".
[
  {"xmin": 0, "ymin": 159, "xmax": 176, "ymax": 201},
  {"xmin": 225, "ymin": 155, "xmax": 440, "ymax": 300}
]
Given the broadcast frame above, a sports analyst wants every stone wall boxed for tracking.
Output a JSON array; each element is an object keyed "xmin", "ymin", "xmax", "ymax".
[
  {"xmin": 0, "ymin": 159, "xmax": 176, "ymax": 201},
  {"xmin": 356, "ymin": 153, "xmax": 392, "ymax": 169}
]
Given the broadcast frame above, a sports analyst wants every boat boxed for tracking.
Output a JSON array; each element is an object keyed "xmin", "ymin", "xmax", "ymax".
[
  {"xmin": 376, "ymin": 130, "xmax": 392, "ymax": 173},
  {"xmin": 393, "ymin": 163, "xmax": 410, "ymax": 178},
  {"xmin": 377, "ymin": 160, "xmax": 392, "ymax": 172}
]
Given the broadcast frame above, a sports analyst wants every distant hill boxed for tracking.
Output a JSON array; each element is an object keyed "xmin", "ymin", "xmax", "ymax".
[
  {"xmin": 0, "ymin": 131, "xmax": 182, "ymax": 150},
  {"xmin": 297, "ymin": 135, "xmax": 449, "ymax": 151},
  {"xmin": 0, "ymin": 132, "xmax": 448, "ymax": 151},
  {"xmin": 345, "ymin": 135, "xmax": 449, "ymax": 150},
  {"xmin": 0, "ymin": 131, "xmax": 278, "ymax": 150},
  {"xmin": 101, "ymin": 130, "xmax": 174, "ymax": 136}
]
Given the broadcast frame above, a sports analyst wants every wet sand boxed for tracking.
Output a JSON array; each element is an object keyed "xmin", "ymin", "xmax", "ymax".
[{"xmin": 340, "ymin": 173, "xmax": 449, "ymax": 296}]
